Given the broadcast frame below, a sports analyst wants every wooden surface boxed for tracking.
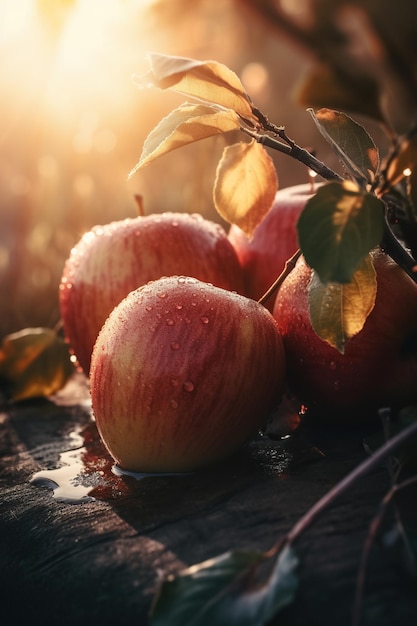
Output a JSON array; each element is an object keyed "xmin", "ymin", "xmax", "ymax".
[{"xmin": 1, "ymin": 373, "xmax": 416, "ymax": 626}]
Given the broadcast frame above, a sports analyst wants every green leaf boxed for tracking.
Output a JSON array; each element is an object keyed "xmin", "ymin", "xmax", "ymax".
[
  {"xmin": 150, "ymin": 544, "xmax": 298, "ymax": 626},
  {"xmin": 308, "ymin": 108, "xmax": 379, "ymax": 184},
  {"xmin": 308, "ymin": 254, "xmax": 377, "ymax": 353},
  {"xmin": 128, "ymin": 103, "xmax": 241, "ymax": 177},
  {"xmin": 0, "ymin": 327, "xmax": 76, "ymax": 401},
  {"xmin": 213, "ymin": 140, "xmax": 278, "ymax": 237},
  {"xmin": 141, "ymin": 53, "xmax": 256, "ymax": 122},
  {"xmin": 297, "ymin": 181, "xmax": 385, "ymax": 283}
]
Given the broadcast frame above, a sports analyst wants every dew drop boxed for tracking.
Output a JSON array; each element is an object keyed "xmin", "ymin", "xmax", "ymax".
[
  {"xmin": 183, "ymin": 381, "xmax": 194, "ymax": 393},
  {"xmin": 170, "ymin": 378, "xmax": 179, "ymax": 387},
  {"xmin": 157, "ymin": 291, "xmax": 167, "ymax": 299},
  {"xmin": 329, "ymin": 360, "xmax": 337, "ymax": 370},
  {"xmin": 170, "ymin": 399, "xmax": 179, "ymax": 409},
  {"xmin": 166, "ymin": 319, "xmax": 174, "ymax": 326},
  {"xmin": 175, "ymin": 303, "xmax": 183, "ymax": 310},
  {"xmin": 171, "ymin": 341, "xmax": 180, "ymax": 350},
  {"xmin": 201, "ymin": 316, "xmax": 209, "ymax": 324}
]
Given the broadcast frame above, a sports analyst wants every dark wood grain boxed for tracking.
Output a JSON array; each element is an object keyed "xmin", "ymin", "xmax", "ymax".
[{"xmin": 1, "ymin": 374, "xmax": 416, "ymax": 626}]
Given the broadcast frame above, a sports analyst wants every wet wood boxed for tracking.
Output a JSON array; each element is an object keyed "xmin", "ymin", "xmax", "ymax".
[{"xmin": 0, "ymin": 373, "xmax": 416, "ymax": 626}]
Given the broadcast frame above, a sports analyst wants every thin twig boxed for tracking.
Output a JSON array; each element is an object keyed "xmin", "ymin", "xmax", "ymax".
[
  {"xmin": 381, "ymin": 212, "xmax": 417, "ymax": 284},
  {"xmin": 241, "ymin": 125, "xmax": 343, "ymax": 182},
  {"xmin": 258, "ymin": 249, "xmax": 302, "ymax": 307},
  {"xmin": 352, "ymin": 473, "xmax": 417, "ymax": 626},
  {"xmin": 285, "ymin": 420, "xmax": 417, "ymax": 545}
]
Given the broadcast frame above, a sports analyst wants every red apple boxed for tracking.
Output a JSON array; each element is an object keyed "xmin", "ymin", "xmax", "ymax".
[
  {"xmin": 228, "ymin": 182, "xmax": 322, "ymax": 310},
  {"xmin": 90, "ymin": 276, "xmax": 286, "ymax": 473},
  {"xmin": 272, "ymin": 248, "xmax": 417, "ymax": 420},
  {"xmin": 59, "ymin": 212, "xmax": 245, "ymax": 375}
]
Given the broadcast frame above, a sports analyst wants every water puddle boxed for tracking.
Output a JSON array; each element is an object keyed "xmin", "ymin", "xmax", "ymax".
[
  {"xmin": 29, "ymin": 422, "xmax": 193, "ymax": 503},
  {"xmin": 30, "ymin": 425, "xmax": 106, "ymax": 503}
]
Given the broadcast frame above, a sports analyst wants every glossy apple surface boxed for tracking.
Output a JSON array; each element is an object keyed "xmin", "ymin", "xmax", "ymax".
[
  {"xmin": 228, "ymin": 182, "xmax": 321, "ymax": 310},
  {"xmin": 90, "ymin": 276, "xmax": 286, "ymax": 473},
  {"xmin": 272, "ymin": 248, "xmax": 417, "ymax": 420},
  {"xmin": 59, "ymin": 212, "xmax": 245, "ymax": 375}
]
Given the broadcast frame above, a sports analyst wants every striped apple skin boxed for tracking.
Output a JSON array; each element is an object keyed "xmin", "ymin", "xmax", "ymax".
[
  {"xmin": 59, "ymin": 212, "xmax": 245, "ymax": 376},
  {"xmin": 90, "ymin": 276, "xmax": 286, "ymax": 473}
]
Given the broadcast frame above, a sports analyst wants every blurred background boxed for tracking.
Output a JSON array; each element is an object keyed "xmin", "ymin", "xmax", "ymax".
[{"xmin": 0, "ymin": 0, "xmax": 389, "ymax": 337}]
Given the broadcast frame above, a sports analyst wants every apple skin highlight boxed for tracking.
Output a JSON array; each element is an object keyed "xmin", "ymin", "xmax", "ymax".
[
  {"xmin": 273, "ymin": 248, "xmax": 417, "ymax": 420},
  {"xmin": 59, "ymin": 212, "xmax": 245, "ymax": 376},
  {"xmin": 90, "ymin": 276, "xmax": 286, "ymax": 473}
]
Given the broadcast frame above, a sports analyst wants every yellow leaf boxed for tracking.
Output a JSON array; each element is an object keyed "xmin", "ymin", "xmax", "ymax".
[
  {"xmin": 143, "ymin": 53, "xmax": 256, "ymax": 122},
  {"xmin": 308, "ymin": 254, "xmax": 377, "ymax": 353},
  {"xmin": 0, "ymin": 327, "xmax": 76, "ymax": 402},
  {"xmin": 129, "ymin": 103, "xmax": 241, "ymax": 177},
  {"xmin": 213, "ymin": 140, "xmax": 278, "ymax": 238}
]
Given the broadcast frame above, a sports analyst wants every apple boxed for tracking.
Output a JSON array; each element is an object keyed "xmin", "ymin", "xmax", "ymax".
[
  {"xmin": 272, "ymin": 248, "xmax": 417, "ymax": 420},
  {"xmin": 228, "ymin": 182, "xmax": 322, "ymax": 311},
  {"xmin": 89, "ymin": 275, "xmax": 286, "ymax": 473},
  {"xmin": 59, "ymin": 212, "xmax": 245, "ymax": 375}
]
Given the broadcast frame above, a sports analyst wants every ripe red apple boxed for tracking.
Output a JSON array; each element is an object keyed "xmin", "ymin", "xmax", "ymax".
[
  {"xmin": 272, "ymin": 248, "xmax": 417, "ymax": 420},
  {"xmin": 90, "ymin": 276, "xmax": 286, "ymax": 473},
  {"xmin": 228, "ymin": 182, "xmax": 321, "ymax": 310},
  {"xmin": 59, "ymin": 212, "xmax": 245, "ymax": 375}
]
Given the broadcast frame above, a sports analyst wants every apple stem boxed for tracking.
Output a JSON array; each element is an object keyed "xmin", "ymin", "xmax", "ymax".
[
  {"xmin": 134, "ymin": 194, "xmax": 145, "ymax": 217},
  {"xmin": 258, "ymin": 249, "xmax": 302, "ymax": 307}
]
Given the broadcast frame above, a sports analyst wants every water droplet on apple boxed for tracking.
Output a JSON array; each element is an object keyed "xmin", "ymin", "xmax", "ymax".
[
  {"xmin": 201, "ymin": 316, "xmax": 209, "ymax": 324},
  {"xmin": 166, "ymin": 319, "xmax": 174, "ymax": 326},
  {"xmin": 329, "ymin": 360, "xmax": 337, "ymax": 370},
  {"xmin": 184, "ymin": 318, "xmax": 191, "ymax": 324},
  {"xmin": 171, "ymin": 341, "xmax": 180, "ymax": 350},
  {"xmin": 170, "ymin": 399, "xmax": 179, "ymax": 409},
  {"xmin": 170, "ymin": 378, "xmax": 179, "ymax": 387},
  {"xmin": 175, "ymin": 303, "xmax": 183, "ymax": 310},
  {"xmin": 157, "ymin": 291, "xmax": 168, "ymax": 299},
  {"xmin": 177, "ymin": 277, "xmax": 186, "ymax": 284},
  {"xmin": 183, "ymin": 381, "xmax": 194, "ymax": 392}
]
